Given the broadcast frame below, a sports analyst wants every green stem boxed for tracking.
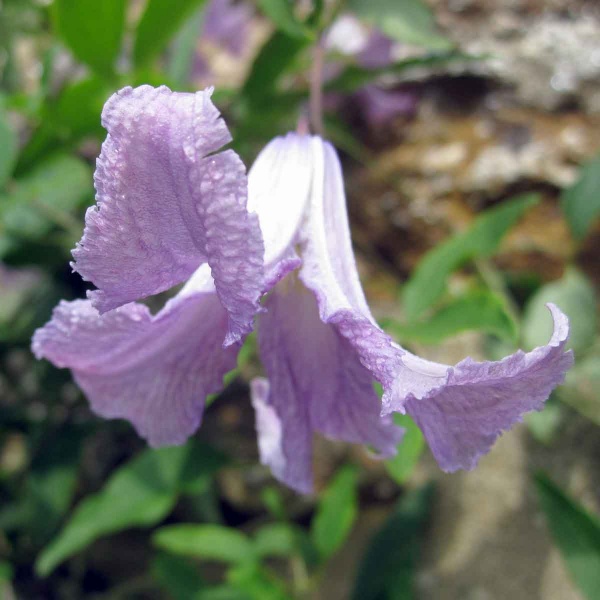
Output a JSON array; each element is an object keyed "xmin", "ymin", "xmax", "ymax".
[
  {"xmin": 309, "ymin": 38, "xmax": 325, "ymax": 136},
  {"xmin": 474, "ymin": 258, "xmax": 521, "ymax": 325}
]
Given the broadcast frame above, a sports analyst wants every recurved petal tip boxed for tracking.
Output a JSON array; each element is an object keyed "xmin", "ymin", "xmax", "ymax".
[{"xmin": 401, "ymin": 304, "xmax": 573, "ymax": 472}]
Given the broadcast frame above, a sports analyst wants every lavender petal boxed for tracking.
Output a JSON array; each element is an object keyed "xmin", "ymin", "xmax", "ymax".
[
  {"xmin": 32, "ymin": 267, "xmax": 239, "ymax": 446},
  {"xmin": 72, "ymin": 85, "xmax": 263, "ymax": 344},
  {"xmin": 251, "ymin": 282, "xmax": 403, "ymax": 494}
]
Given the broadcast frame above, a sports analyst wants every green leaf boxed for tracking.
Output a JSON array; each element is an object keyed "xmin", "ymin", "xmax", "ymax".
[
  {"xmin": 154, "ymin": 524, "xmax": 254, "ymax": 564},
  {"xmin": 0, "ymin": 154, "xmax": 92, "ymax": 257},
  {"xmin": 325, "ymin": 52, "xmax": 478, "ymax": 94},
  {"xmin": 0, "ymin": 265, "xmax": 56, "ymax": 342},
  {"xmin": 561, "ymin": 152, "xmax": 600, "ymax": 240},
  {"xmin": 152, "ymin": 552, "xmax": 206, "ymax": 600},
  {"xmin": 0, "ymin": 561, "xmax": 13, "ymax": 582},
  {"xmin": 386, "ymin": 289, "xmax": 517, "ymax": 345},
  {"xmin": 26, "ymin": 466, "xmax": 79, "ymax": 539},
  {"xmin": 241, "ymin": 31, "xmax": 309, "ymax": 108},
  {"xmin": 152, "ymin": 553, "xmax": 248, "ymax": 600},
  {"xmin": 48, "ymin": 77, "xmax": 109, "ymax": 139},
  {"xmin": 134, "ymin": 0, "xmax": 208, "ymax": 69},
  {"xmin": 352, "ymin": 484, "xmax": 434, "ymax": 600},
  {"xmin": 403, "ymin": 193, "xmax": 539, "ymax": 321},
  {"xmin": 254, "ymin": 523, "xmax": 302, "ymax": 558},
  {"xmin": 556, "ymin": 346, "xmax": 600, "ymax": 426},
  {"xmin": 347, "ymin": 0, "xmax": 452, "ymax": 50},
  {"xmin": 257, "ymin": 0, "xmax": 312, "ymax": 40},
  {"xmin": 384, "ymin": 414, "xmax": 425, "ymax": 484},
  {"xmin": 17, "ymin": 76, "xmax": 110, "ymax": 174},
  {"xmin": 311, "ymin": 465, "xmax": 358, "ymax": 560},
  {"xmin": 0, "ymin": 103, "xmax": 17, "ymax": 189},
  {"xmin": 168, "ymin": 5, "xmax": 205, "ymax": 86},
  {"xmin": 52, "ymin": 0, "xmax": 126, "ymax": 77},
  {"xmin": 227, "ymin": 563, "xmax": 289, "ymax": 600},
  {"xmin": 525, "ymin": 395, "xmax": 564, "ymax": 445},
  {"xmin": 206, "ymin": 332, "xmax": 257, "ymax": 406},
  {"xmin": 24, "ymin": 427, "xmax": 86, "ymax": 542},
  {"xmin": 523, "ymin": 268, "xmax": 597, "ymax": 355},
  {"xmin": 198, "ymin": 588, "xmax": 250, "ymax": 600},
  {"xmin": 36, "ymin": 441, "xmax": 225, "ymax": 576},
  {"xmin": 261, "ymin": 486, "xmax": 287, "ymax": 521},
  {"xmin": 534, "ymin": 472, "xmax": 600, "ymax": 600},
  {"xmin": 197, "ymin": 587, "xmax": 249, "ymax": 600}
]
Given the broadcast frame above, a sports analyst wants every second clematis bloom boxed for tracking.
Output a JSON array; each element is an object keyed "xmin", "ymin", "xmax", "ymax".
[{"xmin": 33, "ymin": 86, "xmax": 573, "ymax": 494}]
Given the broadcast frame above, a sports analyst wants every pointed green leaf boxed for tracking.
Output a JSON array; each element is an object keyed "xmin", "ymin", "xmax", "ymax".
[
  {"xmin": 0, "ymin": 561, "xmax": 13, "ymax": 582},
  {"xmin": 261, "ymin": 486, "xmax": 287, "ymax": 521},
  {"xmin": 36, "ymin": 442, "xmax": 225, "ymax": 576},
  {"xmin": 403, "ymin": 193, "xmax": 539, "ymax": 320},
  {"xmin": 154, "ymin": 525, "xmax": 254, "ymax": 564},
  {"xmin": 352, "ymin": 485, "xmax": 434, "ymax": 600},
  {"xmin": 168, "ymin": 5, "xmax": 205, "ymax": 86},
  {"xmin": 254, "ymin": 523, "xmax": 307, "ymax": 559},
  {"xmin": 152, "ymin": 553, "xmax": 248, "ymax": 600},
  {"xmin": 534, "ymin": 472, "xmax": 600, "ymax": 600},
  {"xmin": 152, "ymin": 552, "xmax": 206, "ymax": 600},
  {"xmin": 257, "ymin": 0, "xmax": 313, "ymax": 39},
  {"xmin": 326, "ymin": 52, "xmax": 481, "ymax": 94},
  {"xmin": 386, "ymin": 289, "xmax": 517, "ymax": 345},
  {"xmin": 241, "ymin": 31, "xmax": 309, "ymax": 108},
  {"xmin": 52, "ymin": 0, "xmax": 126, "ymax": 77},
  {"xmin": 227, "ymin": 563, "xmax": 289, "ymax": 600},
  {"xmin": 16, "ymin": 76, "xmax": 110, "ymax": 174},
  {"xmin": 0, "ymin": 103, "xmax": 17, "ymax": 189},
  {"xmin": 133, "ymin": 0, "xmax": 208, "ymax": 69},
  {"xmin": 561, "ymin": 152, "xmax": 600, "ymax": 240},
  {"xmin": 384, "ymin": 414, "xmax": 425, "ymax": 484},
  {"xmin": 311, "ymin": 466, "xmax": 359, "ymax": 560},
  {"xmin": 0, "ymin": 154, "xmax": 92, "ymax": 258},
  {"xmin": 347, "ymin": 0, "xmax": 452, "ymax": 50}
]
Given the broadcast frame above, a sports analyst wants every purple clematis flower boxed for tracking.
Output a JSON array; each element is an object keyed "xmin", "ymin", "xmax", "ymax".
[
  {"xmin": 33, "ymin": 86, "xmax": 573, "ymax": 494},
  {"xmin": 324, "ymin": 14, "xmax": 418, "ymax": 128},
  {"xmin": 191, "ymin": 0, "xmax": 253, "ymax": 81}
]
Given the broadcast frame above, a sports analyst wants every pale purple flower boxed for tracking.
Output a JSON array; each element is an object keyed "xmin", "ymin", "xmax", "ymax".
[
  {"xmin": 192, "ymin": 0, "xmax": 253, "ymax": 81},
  {"xmin": 325, "ymin": 15, "xmax": 394, "ymax": 69},
  {"xmin": 325, "ymin": 14, "xmax": 418, "ymax": 126},
  {"xmin": 203, "ymin": 0, "xmax": 252, "ymax": 57},
  {"xmin": 32, "ymin": 86, "xmax": 573, "ymax": 494}
]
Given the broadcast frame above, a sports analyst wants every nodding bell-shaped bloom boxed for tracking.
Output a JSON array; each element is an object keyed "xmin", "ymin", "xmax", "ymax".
[{"xmin": 33, "ymin": 86, "xmax": 573, "ymax": 494}]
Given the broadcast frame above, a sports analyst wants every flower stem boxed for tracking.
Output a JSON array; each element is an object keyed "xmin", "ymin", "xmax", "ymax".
[
  {"xmin": 474, "ymin": 257, "xmax": 521, "ymax": 325},
  {"xmin": 309, "ymin": 37, "xmax": 325, "ymax": 136}
]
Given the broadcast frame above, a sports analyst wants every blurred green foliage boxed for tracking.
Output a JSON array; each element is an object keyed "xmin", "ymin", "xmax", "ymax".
[
  {"xmin": 402, "ymin": 192, "xmax": 539, "ymax": 321},
  {"xmin": 535, "ymin": 473, "xmax": 600, "ymax": 600},
  {"xmin": 52, "ymin": 0, "xmax": 127, "ymax": 77},
  {"xmin": 347, "ymin": 0, "xmax": 452, "ymax": 50},
  {"xmin": 0, "ymin": 0, "xmax": 599, "ymax": 597},
  {"xmin": 37, "ymin": 441, "xmax": 227, "ymax": 576},
  {"xmin": 352, "ymin": 485, "xmax": 434, "ymax": 600}
]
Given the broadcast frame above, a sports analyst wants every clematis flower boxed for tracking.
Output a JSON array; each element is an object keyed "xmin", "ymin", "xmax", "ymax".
[
  {"xmin": 324, "ymin": 13, "xmax": 418, "ymax": 127},
  {"xmin": 191, "ymin": 0, "xmax": 253, "ymax": 82},
  {"xmin": 33, "ymin": 85, "xmax": 573, "ymax": 494},
  {"xmin": 245, "ymin": 134, "xmax": 572, "ymax": 490}
]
